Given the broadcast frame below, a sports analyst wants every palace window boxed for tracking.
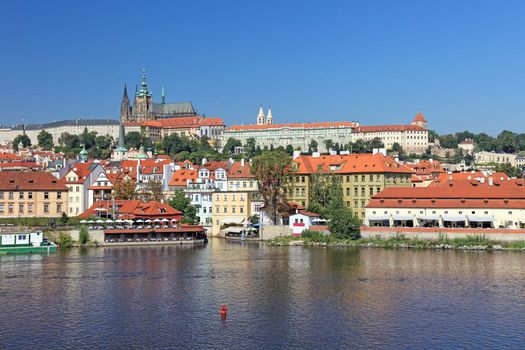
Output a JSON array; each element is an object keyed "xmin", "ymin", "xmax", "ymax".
[
  {"xmin": 19, "ymin": 192, "xmax": 24, "ymax": 199},
  {"xmin": 44, "ymin": 192, "xmax": 49, "ymax": 199}
]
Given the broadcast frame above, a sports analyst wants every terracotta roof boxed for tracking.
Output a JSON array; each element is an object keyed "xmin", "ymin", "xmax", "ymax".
[
  {"xmin": 405, "ymin": 160, "xmax": 444, "ymax": 176},
  {"xmin": 354, "ymin": 124, "xmax": 425, "ymax": 133},
  {"xmin": 168, "ymin": 169, "xmax": 199, "ymax": 186},
  {"xmin": 80, "ymin": 200, "xmax": 182, "ymax": 219},
  {"xmin": 431, "ymin": 172, "xmax": 510, "ymax": 187},
  {"xmin": 227, "ymin": 161, "xmax": 253, "ymax": 178},
  {"xmin": 292, "ymin": 153, "xmax": 414, "ymax": 175},
  {"xmin": 0, "ymin": 172, "xmax": 68, "ymax": 191},
  {"xmin": 0, "ymin": 153, "xmax": 22, "ymax": 161},
  {"xmin": 125, "ymin": 116, "xmax": 225, "ymax": 129},
  {"xmin": 227, "ymin": 121, "xmax": 356, "ymax": 131},
  {"xmin": 412, "ymin": 112, "xmax": 427, "ymax": 123},
  {"xmin": 0, "ymin": 162, "xmax": 42, "ymax": 169},
  {"xmin": 296, "ymin": 210, "xmax": 321, "ymax": 217},
  {"xmin": 459, "ymin": 139, "xmax": 474, "ymax": 145}
]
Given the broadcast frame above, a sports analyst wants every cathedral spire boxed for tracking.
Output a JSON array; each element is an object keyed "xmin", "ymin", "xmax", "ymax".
[
  {"xmin": 123, "ymin": 83, "xmax": 128, "ymax": 99},
  {"xmin": 161, "ymin": 85, "xmax": 166, "ymax": 104}
]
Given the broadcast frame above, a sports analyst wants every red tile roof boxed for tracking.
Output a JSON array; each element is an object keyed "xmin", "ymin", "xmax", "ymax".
[
  {"xmin": 292, "ymin": 153, "xmax": 414, "ymax": 175},
  {"xmin": 125, "ymin": 117, "xmax": 225, "ymax": 129},
  {"xmin": 227, "ymin": 121, "xmax": 356, "ymax": 131},
  {"xmin": 367, "ymin": 179, "xmax": 525, "ymax": 209},
  {"xmin": 80, "ymin": 200, "xmax": 182, "ymax": 219},
  {"xmin": 227, "ymin": 161, "xmax": 254, "ymax": 178},
  {"xmin": 168, "ymin": 169, "xmax": 199, "ymax": 187},
  {"xmin": 354, "ymin": 124, "xmax": 425, "ymax": 133},
  {"xmin": 0, "ymin": 172, "xmax": 68, "ymax": 191},
  {"xmin": 412, "ymin": 112, "xmax": 427, "ymax": 123}
]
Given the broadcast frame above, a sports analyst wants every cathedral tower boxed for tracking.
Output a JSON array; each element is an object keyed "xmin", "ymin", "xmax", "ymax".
[
  {"xmin": 120, "ymin": 84, "xmax": 131, "ymax": 122},
  {"xmin": 266, "ymin": 107, "xmax": 273, "ymax": 125},
  {"xmin": 132, "ymin": 69, "xmax": 153, "ymax": 121}
]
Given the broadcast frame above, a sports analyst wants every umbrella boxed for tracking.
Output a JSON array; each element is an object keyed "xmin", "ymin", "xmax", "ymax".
[
  {"xmin": 94, "ymin": 207, "xmax": 107, "ymax": 211},
  {"xmin": 79, "ymin": 220, "xmax": 87, "ymax": 224},
  {"xmin": 145, "ymin": 219, "xmax": 153, "ymax": 223},
  {"xmin": 105, "ymin": 219, "xmax": 114, "ymax": 223},
  {"xmin": 161, "ymin": 218, "xmax": 169, "ymax": 222},
  {"xmin": 135, "ymin": 219, "xmax": 144, "ymax": 223},
  {"xmin": 96, "ymin": 219, "xmax": 105, "ymax": 224},
  {"xmin": 153, "ymin": 218, "xmax": 161, "ymax": 223},
  {"xmin": 115, "ymin": 219, "xmax": 124, "ymax": 223},
  {"xmin": 125, "ymin": 219, "xmax": 134, "ymax": 224},
  {"xmin": 170, "ymin": 218, "xmax": 178, "ymax": 222},
  {"xmin": 87, "ymin": 220, "xmax": 95, "ymax": 224}
]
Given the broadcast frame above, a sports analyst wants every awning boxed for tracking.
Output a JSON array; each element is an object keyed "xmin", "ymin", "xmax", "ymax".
[
  {"xmin": 417, "ymin": 215, "xmax": 440, "ymax": 221},
  {"xmin": 393, "ymin": 215, "xmax": 414, "ymax": 221},
  {"xmin": 368, "ymin": 215, "xmax": 390, "ymax": 221},
  {"xmin": 442, "ymin": 215, "xmax": 467, "ymax": 222},
  {"xmin": 467, "ymin": 215, "xmax": 495, "ymax": 222}
]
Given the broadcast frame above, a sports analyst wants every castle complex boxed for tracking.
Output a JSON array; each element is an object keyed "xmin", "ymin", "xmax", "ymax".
[{"xmin": 120, "ymin": 70, "xmax": 197, "ymax": 123}]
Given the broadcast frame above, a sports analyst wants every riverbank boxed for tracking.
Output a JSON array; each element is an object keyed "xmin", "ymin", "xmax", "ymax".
[{"xmin": 268, "ymin": 234, "xmax": 525, "ymax": 251}]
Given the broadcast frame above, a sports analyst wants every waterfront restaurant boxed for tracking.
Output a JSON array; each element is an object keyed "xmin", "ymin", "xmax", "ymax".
[
  {"xmin": 80, "ymin": 199, "xmax": 183, "ymax": 222},
  {"xmin": 365, "ymin": 177, "xmax": 525, "ymax": 229},
  {"xmin": 103, "ymin": 225, "xmax": 207, "ymax": 245}
]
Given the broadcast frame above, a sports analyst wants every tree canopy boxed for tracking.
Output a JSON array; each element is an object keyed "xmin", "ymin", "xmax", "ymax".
[
  {"xmin": 167, "ymin": 190, "xmax": 199, "ymax": 224},
  {"xmin": 37, "ymin": 130, "xmax": 54, "ymax": 151},
  {"xmin": 13, "ymin": 134, "xmax": 31, "ymax": 150}
]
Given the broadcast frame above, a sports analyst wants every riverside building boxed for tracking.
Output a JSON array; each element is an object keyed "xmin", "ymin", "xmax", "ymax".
[{"xmin": 289, "ymin": 151, "xmax": 414, "ymax": 218}]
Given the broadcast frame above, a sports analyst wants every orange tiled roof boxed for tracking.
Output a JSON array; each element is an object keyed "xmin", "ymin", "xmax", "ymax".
[
  {"xmin": 405, "ymin": 160, "xmax": 444, "ymax": 176},
  {"xmin": 412, "ymin": 112, "xmax": 427, "ymax": 123},
  {"xmin": 168, "ymin": 169, "xmax": 199, "ymax": 186},
  {"xmin": 80, "ymin": 200, "xmax": 182, "ymax": 219},
  {"xmin": 228, "ymin": 161, "xmax": 254, "ymax": 178},
  {"xmin": 292, "ymin": 153, "xmax": 414, "ymax": 175},
  {"xmin": 0, "ymin": 172, "xmax": 68, "ymax": 191},
  {"xmin": 125, "ymin": 117, "xmax": 225, "ymax": 129},
  {"xmin": 354, "ymin": 124, "xmax": 425, "ymax": 133},
  {"xmin": 227, "ymin": 121, "xmax": 356, "ymax": 131}
]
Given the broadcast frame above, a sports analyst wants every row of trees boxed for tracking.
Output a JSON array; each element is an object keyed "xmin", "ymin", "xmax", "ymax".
[{"xmin": 437, "ymin": 130, "xmax": 525, "ymax": 154}]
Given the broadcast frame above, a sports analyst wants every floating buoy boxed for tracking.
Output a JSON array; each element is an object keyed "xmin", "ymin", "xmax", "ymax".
[{"xmin": 220, "ymin": 304, "xmax": 227, "ymax": 317}]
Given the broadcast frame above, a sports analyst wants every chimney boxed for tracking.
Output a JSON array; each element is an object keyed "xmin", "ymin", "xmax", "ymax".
[
  {"xmin": 488, "ymin": 176, "xmax": 493, "ymax": 186},
  {"xmin": 201, "ymin": 158, "xmax": 207, "ymax": 165},
  {"xmin": 312, "ymin": 152, "xmax": 320, "ymax": 158},
  {"xmin": 229, "ymin": 157, "xmax": 234, "ymax": 165},
  {"xmin": 429, "ymin": 158, "xmax": 433, "ymax": 163},
  {"xmin": 293, "ymin": 150, "xmax": 301, "ymax": 160},
  {"xmin": 241, "ymin": 158, "xmax": 245, "ymax": 166}
]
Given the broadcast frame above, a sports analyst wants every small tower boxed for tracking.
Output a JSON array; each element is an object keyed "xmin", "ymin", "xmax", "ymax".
[
  {"xmin": 257, "ymin": 106, "xmax": 265, "ymax": 125},
  {"xmin": 266, "ymin": 107, "xmax": 273, "ymax": 125},
  {"xmin": 411, "ymin": 112, "xmax": 428, "ymax": 129},
  {"xmin": 161, "ymin": 85, "xmax": 166, "ymax": 105}
]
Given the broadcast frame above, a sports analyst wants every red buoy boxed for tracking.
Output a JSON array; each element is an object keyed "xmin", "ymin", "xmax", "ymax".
[{"xmin": 220, "ymin": 304, "xmax": 227, "ymax": 317}]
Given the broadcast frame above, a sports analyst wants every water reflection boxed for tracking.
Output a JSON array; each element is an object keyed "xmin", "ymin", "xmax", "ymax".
[{"xmin": 0, "ymin": 241, "xmax": 524, "ymax": 349}]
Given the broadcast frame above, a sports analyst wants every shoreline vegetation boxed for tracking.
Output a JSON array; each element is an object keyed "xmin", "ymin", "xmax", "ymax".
[{"xmin": 268, "ymin": 233, "xmax": 525, "ymax": 251}]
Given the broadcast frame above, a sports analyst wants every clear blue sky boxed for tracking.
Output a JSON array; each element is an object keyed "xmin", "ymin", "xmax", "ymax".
[{"xmin": 2, "ymin": 0, "xmax": 525, "ymax": 134}]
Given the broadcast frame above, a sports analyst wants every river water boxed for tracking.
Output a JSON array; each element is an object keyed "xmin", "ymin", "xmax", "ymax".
[{"xmin": 1, "ymin": 239, "xmax": 524, "ymax": 349}]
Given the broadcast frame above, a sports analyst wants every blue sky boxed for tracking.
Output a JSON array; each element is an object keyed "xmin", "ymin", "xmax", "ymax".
[{"xmin": 1, "ymin": 0, "xmax": 525, "ymax": 134}]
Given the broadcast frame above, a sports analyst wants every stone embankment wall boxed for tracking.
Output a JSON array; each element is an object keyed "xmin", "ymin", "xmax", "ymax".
[
  {"xmin": 67, "ymin": 229, "xmax": 105, "ymax": 243},
  {"xmin": 260, "ymin": 225, "xmax": 292, "ymax": 240},
  {"xmin": 361, "ymin": 227, "xmax": 525, "ymax": 242}
]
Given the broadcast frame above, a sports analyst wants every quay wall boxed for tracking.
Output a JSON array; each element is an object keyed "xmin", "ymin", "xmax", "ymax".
[{"xmin": 361, "ymin": 227, "xmax": 525, "ymax": 242}]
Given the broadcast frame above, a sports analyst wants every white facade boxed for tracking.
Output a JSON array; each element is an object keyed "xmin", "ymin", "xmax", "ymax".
[
  {"xmin": 352, "ymin": 127, "xmax": 429, "ymax": 154},
  {"xmin": 365, "ymin": 207, "xmax": 525, "ymax": 229},
  {"xmin": 475, "ymin": 151, "xmax": 518, "ymax": 166}
]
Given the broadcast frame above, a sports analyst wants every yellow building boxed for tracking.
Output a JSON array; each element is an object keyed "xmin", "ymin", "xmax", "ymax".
[
  {"xmin": 0, "ymin": 172, "xmax": 68, "ymax": 218},
  {"xmin": 289, "ymin": 153, "xmax": 414, "ymax": 218},
  {"xmin": 211, "ymin": 160, "xmax": 263, "ymax": 236}
]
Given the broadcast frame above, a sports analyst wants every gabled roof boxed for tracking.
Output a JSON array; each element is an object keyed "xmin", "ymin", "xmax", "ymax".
[
  {"xmin": 169, "ymin": 169, "xmax": 199, "ymax": 186},
  {"xmin": 228, "ymin": 161, "xmax": 254, "ymax": 178}
]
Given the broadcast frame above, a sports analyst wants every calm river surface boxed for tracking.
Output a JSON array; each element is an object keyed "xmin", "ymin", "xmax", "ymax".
[{"xmin": 1, "ymin": 239, "xmax": 525, "ymax": 349}]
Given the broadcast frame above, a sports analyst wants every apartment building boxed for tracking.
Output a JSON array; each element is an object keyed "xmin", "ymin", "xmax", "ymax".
[
  {"xmin": 0, "ymin": 172, "xmax": 68, "ymax": 218},
  {"xmin": 62, "ymin": 161, "xmax": 104, "ymax": 216},
  {"xmin": 289, "ymin": 152, "xmax": 414, "ymax": 218}
]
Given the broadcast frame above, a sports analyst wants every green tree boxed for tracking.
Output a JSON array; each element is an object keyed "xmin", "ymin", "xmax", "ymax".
[
  {"xmin": 329, "ymin": 208, "xmax": 361, "ymax": 240},
  {"xmin": 245, "ymin": 137, "xmax": 257, "ymax": 158},
  {"xmin": 58, "ymin": 132, "xmax": 81, "ymax": 149},
  {"xmin": 324, "ymin": 139, "xmax": 334, "ymax": 152},
  {"xmin": 308, "ymin": 170, "xmax": 343, "ymax": 218},
  {"xmin": 285, "ymin": 145, "xmax": 294, "ymax": 156},
  {"xmin": 252, "ymin": 150, "xmax": 292, "ymax": 224},
  {"xmin": 78, "ymin": 225, "xmax": 90, "ymax": 245},
  {"xmin": 13, "ymin": 134, "xmax": 31, "ymax": 150},
  {"xmin": 81, "ymin": 127, "xmax": 97, "ymax": 149},
  {"xmin": 142, "ymin": 179, "xmax": 164, "ymax": 202},
  {"xmin": 167, "ymin": 190, "xmax": 199, "ymax": 224},
  {"xmin": 308, "ymin": 140, "xmax": 318, "ymax": 153},
  {"xmin": 37, "ymin": 130, "xmax": 54, "ymax": 150},
  {"xmin": 112, "ymin": 178, "xmax": 137, "ymax": 200},
  {"xmin": 125, "ymin": 131, "xmax": 145, "ymax": 150},
  {"xmin": 494, "ymin": 163, "xmax": 523, "ymax": 178},
  {"xmin": 223, "ymin": 137, "xmax": 242, "ymax": 154}
]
